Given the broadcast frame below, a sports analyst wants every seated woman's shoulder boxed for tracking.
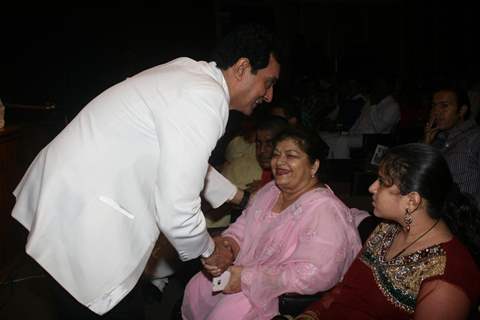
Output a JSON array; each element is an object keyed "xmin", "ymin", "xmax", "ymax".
[{"xmin": 248, "ymin": 180, "xmax": 278, "ymax": 203}]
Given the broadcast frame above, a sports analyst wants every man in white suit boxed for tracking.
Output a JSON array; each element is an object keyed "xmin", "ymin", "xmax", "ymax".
[{"xmin": 11, "ymin": 24, "xmax": 280, "ymax": 319}]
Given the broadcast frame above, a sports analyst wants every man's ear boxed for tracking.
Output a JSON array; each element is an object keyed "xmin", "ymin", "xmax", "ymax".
[{"xmin": 232, "ymin": 58, "xmax": 251, "ymax": 80}]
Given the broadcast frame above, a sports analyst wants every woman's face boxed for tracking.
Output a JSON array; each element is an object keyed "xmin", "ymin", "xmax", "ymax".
[
  {"xmin": 271, "ymin": 138, "xmax": 318, "ymax": 191},
  {"xmin": 368, "ymin": 172, "xmax": 406, "ymax": 221}
]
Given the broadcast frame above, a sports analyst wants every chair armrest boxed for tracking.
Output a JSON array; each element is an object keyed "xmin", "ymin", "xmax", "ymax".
[
  {"xmin": 278, "ymin": 292, "xmax": 325, "ymax": 316},
  {"xmin": 357, "ymin": 215, "xmax": 380, "ymax": 244}
]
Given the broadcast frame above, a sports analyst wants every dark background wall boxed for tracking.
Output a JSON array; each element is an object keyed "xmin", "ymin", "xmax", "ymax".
[
  {"xmin": 1, "ymin": 0, "xmax": 479, "ymax": 118},
  {"xmin": 0, "ymin": 1, "xmax": 218, "ymax": 117}
]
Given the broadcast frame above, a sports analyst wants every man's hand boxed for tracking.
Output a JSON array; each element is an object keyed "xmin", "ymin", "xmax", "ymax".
[
  {"xmin": 223, "ymin": 265, "xmax": 242, "ymax": 294},
  {"xmin": 423, "ymin": 115, "xmax": 440, "ymax": 144},
  {"xmin": 201, "ymin": 237, "xmax": 234, "ymax": 276}
]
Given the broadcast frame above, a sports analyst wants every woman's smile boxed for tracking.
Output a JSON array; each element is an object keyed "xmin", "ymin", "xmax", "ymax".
[{"xmin": 275, "ymin": 168, "xmax": 289, "ymax": 176}]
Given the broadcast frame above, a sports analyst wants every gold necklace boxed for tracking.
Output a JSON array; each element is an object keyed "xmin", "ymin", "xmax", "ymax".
[{"xmin": 392, "ymin": 220, "xmax": 440, "ymax": 259}]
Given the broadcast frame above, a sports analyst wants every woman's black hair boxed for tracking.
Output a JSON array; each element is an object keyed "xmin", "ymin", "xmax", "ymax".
[
  {"xmin": 272, "ymin": 127, "xmax": 329, "ymax": 179},
  {"xmin": 380, "ymin": 143, "xmax": 480, "ymax": 265}
]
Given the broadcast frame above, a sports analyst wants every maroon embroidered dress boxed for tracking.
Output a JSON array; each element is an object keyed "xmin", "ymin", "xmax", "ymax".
[{"xmin": 304, "ymin": 222, "xmax": 480, "ymax": 319}]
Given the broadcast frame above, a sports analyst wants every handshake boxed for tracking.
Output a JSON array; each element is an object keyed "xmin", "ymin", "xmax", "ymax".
[
  {"xmin": 201, "ymin": 236, "xmax": 238, "ymax": 277},
  {"xmin": 201, "ymin": 236, "xmax": 242, "ymax": 293}
]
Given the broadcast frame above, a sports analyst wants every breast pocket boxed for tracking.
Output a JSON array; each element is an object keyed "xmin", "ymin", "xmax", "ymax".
[{"xmin": 99, "ymin": 195, "xmax": 135, "ymax": 219}]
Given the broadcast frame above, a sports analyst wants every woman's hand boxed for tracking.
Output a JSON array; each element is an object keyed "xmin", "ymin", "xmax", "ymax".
[{"xmin": 223, "ymin": 265, "xmax": 243, "ymax": 294}]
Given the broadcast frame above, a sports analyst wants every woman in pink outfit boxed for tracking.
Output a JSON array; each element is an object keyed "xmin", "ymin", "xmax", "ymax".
[{"xmin": 182, "ymin": 128, "xmax": 363, "ymax": 320}]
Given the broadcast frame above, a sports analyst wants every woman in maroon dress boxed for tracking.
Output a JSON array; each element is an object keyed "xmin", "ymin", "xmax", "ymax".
[{"xmin": 294, "ymin": 143, "xmax": 480, "ymax": 320}]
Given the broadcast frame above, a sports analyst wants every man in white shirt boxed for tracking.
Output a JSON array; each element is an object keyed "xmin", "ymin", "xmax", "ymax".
[
  {"xmin": 320, "ymin": 78, "xmax": 400, "ymax": 158},
  {"xmin": 349, "ymin": 90, "xmax": 400, "ymax": 134},
  {"xmin": 11, "ymin": 24, "xmax": 280, "ymax": 319}
]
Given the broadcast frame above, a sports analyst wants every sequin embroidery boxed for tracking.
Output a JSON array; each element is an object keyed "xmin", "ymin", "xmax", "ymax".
[{"xmin": 360, "ymin": 223, "xmax": 447, "ymax": 313}]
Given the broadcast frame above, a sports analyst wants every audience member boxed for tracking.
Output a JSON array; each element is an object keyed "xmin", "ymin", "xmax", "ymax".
[
  {"xmin": 333, "ymin": 79, "xmax": 369, "ymax": 131},
  {"xmin": 219, "ymin": 117, "xmax": 257, "ymax": 177},
  {"xmin": 320, "ymin": 78, "xmax": 400, "ymax": 159},
  {"xmin": 269, "ymin": 97, "xmax": 301, "ymax": 127},
  {"xmin": 423, "ymin": 85, "xmax": 480, "ymax": 205},
  {"xmin": 246, "ymin": 116, "xmax": 290, "ymax": 192},
  {"xmin": 349, "ymin": 77, "xmax": 400, "ymax": 134},
  {"xmin": 293, "ymin": 143, "xmax": 480, "ymax": 320},
  {"xmin": 296, "ymin": 77, "xmax": 336, "ymax": 132},
  {"xmin": 209, "ymin": 110, "xmax": 250, "ymax": 169},
  {"xmin": 182, "ymin": 128, "xmax": 362, "ymax": 320},
  {"xmin": 205, "ymin": 116, "xmax": 289, "ymax": 227}
]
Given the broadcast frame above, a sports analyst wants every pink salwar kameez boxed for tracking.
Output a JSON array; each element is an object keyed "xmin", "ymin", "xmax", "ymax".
[{"xmin": 182, "ymin": 181, "xmax": 362, "ymax": 320}]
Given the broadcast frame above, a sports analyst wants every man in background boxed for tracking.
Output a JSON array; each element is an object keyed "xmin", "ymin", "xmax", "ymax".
[
  {"xmin": 206, "ymin": 115, "xmax": 289, "ymax": 227},
  {"xmin": 424, "ymin": 85, "xmax": 480, "ymax": 205}
]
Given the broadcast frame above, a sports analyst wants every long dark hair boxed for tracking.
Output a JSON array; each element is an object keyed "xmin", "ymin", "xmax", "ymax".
[{"xmin": 379, "ymin": 143, "xmax": 480, "ymax": 265}]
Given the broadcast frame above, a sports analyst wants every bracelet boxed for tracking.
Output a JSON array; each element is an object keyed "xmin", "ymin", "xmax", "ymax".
[{"xmin": 236, "ymin": 190, "xmax": 250, "ymax": 211}]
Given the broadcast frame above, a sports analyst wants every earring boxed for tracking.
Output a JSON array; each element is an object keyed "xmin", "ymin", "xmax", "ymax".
[{"xmin": 404, "ymin": 208, "xmax": 412, "ymax": 232}]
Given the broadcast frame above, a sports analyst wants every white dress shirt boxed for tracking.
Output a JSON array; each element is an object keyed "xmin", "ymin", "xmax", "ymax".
[{"xmin": 349, "ymin": 95, "xmax": 400, "ymax": 134}]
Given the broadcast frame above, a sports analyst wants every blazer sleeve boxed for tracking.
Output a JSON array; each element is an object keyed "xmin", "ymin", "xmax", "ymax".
[
  {"xmin": 152, "ymin": 82, "xmax": 229, "ymax": 261},
  {"xmin": 203, "ymin": 166, "xmax": 237, "ymax": 209}
]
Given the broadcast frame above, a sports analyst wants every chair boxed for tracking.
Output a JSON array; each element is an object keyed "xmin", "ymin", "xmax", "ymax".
[
  {"xmin": 349, "ymin": 133, "xmax": 397, "ymax": 196},
  {"xmin": 350, "ymin": 134, "xmax": 396, "ymax": 169},
  {"xmin": 277, "ymin": 215, "xmax": 380, "ymax": 316}
]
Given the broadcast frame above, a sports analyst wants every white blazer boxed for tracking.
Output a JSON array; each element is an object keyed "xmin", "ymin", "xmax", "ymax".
[{"xmin": 11, "ymin": 57, "xmax": 236, "ymax": 314}]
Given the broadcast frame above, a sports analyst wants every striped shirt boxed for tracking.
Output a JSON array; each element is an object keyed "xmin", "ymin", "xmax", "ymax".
[{"xmin": 432, "ymin": 119, "xmax": 480, "ymax": 203}]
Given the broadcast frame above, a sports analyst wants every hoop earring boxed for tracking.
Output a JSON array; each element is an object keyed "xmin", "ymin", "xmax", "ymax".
[{"xmin": 404, "ymin": 208, "xmax": 413, "ymax": 232}]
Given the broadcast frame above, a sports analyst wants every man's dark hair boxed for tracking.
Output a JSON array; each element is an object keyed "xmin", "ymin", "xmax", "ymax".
[
  {"xmin": 211, "ymin": 24, "xmax": 280, "ymax": 73},
  {"xmin": 432, "ymin": 84, "xmax": 471, "ymax": 119}
]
